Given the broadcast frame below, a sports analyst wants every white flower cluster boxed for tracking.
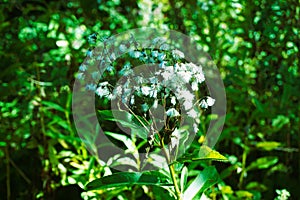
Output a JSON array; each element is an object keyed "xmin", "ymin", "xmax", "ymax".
[
  {"xmin": 78, "ymin": 34, "xmax": 216, "ymax": 137},
  {"xmin": 108, "ymin": 61, "xmax": 215, "ymax": 135},
  {"xmin": 85, "ymin": 60, "xmax": 215, "ymax": 122},
  {"xmin": 153, "ymin": 62, "xmax": 211, "ymax": 125}
]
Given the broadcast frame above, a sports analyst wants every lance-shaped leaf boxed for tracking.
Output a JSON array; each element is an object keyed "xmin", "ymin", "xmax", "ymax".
[
  {"xmin": 152, "ymin": 185, "xmax": 176, "ymax": 200},
  {"xmin": 183, "ymin": 166, "xmax": 220, "ymax": 200},
  {"xmin": 176, "ymin": 145, "xmax": 228, "ymax": 163},
  {"xmin": 98, "ymin": 110, "xmax": 148, "ymax": 139},
  {"xmin": 256, "ymin": 141, "xmax": 281, "ymax": 151},
  {"xmin": 85, "ymin": 171, "xmax": 172, "ymax": 191},
  {"xmin": 180, "ymin": 166, "xmax": 188, "ymax": 193},
  {"xmin": 246, "ymin": 156, "xmax": 278, "ymax": 171}
]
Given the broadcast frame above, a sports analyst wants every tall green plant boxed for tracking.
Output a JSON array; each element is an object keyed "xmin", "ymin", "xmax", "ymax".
[{"xmin": 76, "ymin": 32, "xmax": 228, "ymax": 199}]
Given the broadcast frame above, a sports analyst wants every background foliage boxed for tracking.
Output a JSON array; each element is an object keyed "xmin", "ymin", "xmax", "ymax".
[{"xmin": 0, "ymin": 0, "xmax": 299, "ymax": 199}]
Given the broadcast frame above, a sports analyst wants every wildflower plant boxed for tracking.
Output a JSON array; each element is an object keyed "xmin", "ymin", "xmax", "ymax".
[{"xmin": 72, "ymin": 28, "xmax": 226, "ymax": 199}]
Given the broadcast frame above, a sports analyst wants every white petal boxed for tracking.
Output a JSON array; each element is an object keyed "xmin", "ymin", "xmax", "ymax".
[
  {"xmin": 187, "ymin": 109, "xmax": 198, "ymax": 118},
  {"xmin": 130, "ymin": 96, "xmax": 135, "ymax": 105},
  {"xmin": 141, "ymin": 86, "xmax": 151, "ymax": 96},
  {"xmin": 183, "ymin": 100, "xmax": 193, "ymax": 110},
  {"xmin": 206, "ymin": 97, "xmax": 215, "ymax": 106},
  {"xmin": 166, "ymin": 108, "xmax": 180, "ymax": 117},
  {"xmin": 152, "ymin": 99, "xmax": 158, "ymax": 109},
  {"xmin": 191, "ymin": 81, "xmax": 198, "ymax": 91},
  {"xmin": 171, "ymin": 96, "xmax": 176, "ymax": 105}
]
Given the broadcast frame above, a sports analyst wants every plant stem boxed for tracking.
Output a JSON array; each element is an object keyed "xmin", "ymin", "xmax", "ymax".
[
  {"xmin": 160, "ymin": 138, "xmax": 182, "ymax": 200},
  {"xmin": 169, "ymin": 163, "xmax": 182, "ymax": 200},
  {"xmin": 238, "ymin": 147, "xmax": 248, "ymax": 189}
]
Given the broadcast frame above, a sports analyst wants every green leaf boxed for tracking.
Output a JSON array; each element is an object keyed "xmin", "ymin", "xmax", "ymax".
[
  {"xmin": 48, "ymin": 144, "xmax": 58, "ymax": 167},
  {"xmin": 85, "ymin": 171, "xmax": 172, "ymax": 190},
  {"xmin": 220, "ymin": 165, "xmax": 238, "ymax": 179},
  {"xmin": 246, "ymin": 156, "xmax": 278, "ymax": 171},
  {"xmin": 86, "ymin": 157, "xmax": 96, "ymax": 179},
  {"xmin": 183, "ymin": 166, "xmax": 219, "ymax": 200},
  {"xmin": 236, "ymin": 190, "xmax": 254, "ymax": 198},
  {"xmin": 109, "ymin": 156, "xmax": 138, "ymax": 169},
  {"xmin": 41, "ymin": 100, "xmax": 66, "ymax": 112},
  {"xmin": 0, "ymin": 141, "xmax": 7, "ymax": 147},
  {"xmin": 104, "ymin": 131, "xmax": 136, "ymax": 152},
  {"xmin": 197, "ymin": 146, "xmax": 228, "ymax": 161},
  {"xmin": 152, "ymin": 185, "xmax": 176, "ymax": 200},
  {"xmin": 180, "ymin": 166, "xmax": 188, "ymax": 193},
  {"xmin": 251, "ymin": 97, "xmax": 264, "ymax": 112},
  {"xmin": 256, "ymin": 141, "xmax": 281, "ymax": 151},
  {"xmin": 245, "ymin": 181, "xmax": 267, "ymax": 191},
  {"xmin": 46, "ymin": 126, "xmax": 81, "ymax": 142},
  {"xmin": 176, "ymin": 145, "xmax": 228, "ymax": 163},
  {"xmin": 98, "ymin": 110, "xmax": 148, "ymax": 139},
  {"xmin": 267, "ymin": 163, "xmax": 288, "ymax": 176},
  {"xmin": 272, "ymin": 115, "xmax": 290, "ymax": 129}
]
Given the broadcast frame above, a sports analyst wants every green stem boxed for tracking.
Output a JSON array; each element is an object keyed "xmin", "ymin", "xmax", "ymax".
[
  {"xmin": 160, "ymin": 138, "xmax": 181, "ymax": 200},
  {"xmin": 238, "ymin": 147, "xmax": 248, "ymax": 189},
  {"xmin": 169, "ymin": 164, "xmax": 181, "ymax": 200},
  {"xmin": 65, "ymin": 92, "xmax": 74, "ymax": 136}
]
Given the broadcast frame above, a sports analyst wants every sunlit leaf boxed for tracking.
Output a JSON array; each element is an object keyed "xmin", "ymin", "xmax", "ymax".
[
  {"xmin": 176, "ymin": 145, "xmax": 228, "ymax": 163},
  {"xmin": 236, "ymin": 190, "xmax": 254, "ymax": 198},
  {"xmin": 182, "ymin": 166, "xmax": 219, "ymax": 200},
  {"xmin": 256, "ymin": 141, "xmax": 281, "ymax": 151},
  {"xmin": 180, "ymin": 166, "xmax": 188, "ymax": 193},
  {"xmin": 272, "ymin": 115, "xmax": 290, "ymax": 129},
  {"xmin": 246, "ymin": 156, "xmax": 278, "ymax": 171},
  {"xmin": 104, "ymin": 131, "xmax": 135, "ymax": 152}
]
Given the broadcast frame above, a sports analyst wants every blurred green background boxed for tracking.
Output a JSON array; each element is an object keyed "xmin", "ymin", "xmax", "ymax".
[{"xmin": 0, "ymin": 0, "xmax": 299, "ymax": 199}]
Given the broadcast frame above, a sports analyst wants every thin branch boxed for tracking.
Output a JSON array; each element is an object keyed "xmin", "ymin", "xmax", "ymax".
[{"xmin": 9, "ymin": 158, "xmax": 31, "ymax": 185}]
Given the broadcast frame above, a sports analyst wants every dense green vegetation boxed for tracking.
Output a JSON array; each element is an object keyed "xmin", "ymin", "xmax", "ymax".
[{"xmin": 0, "ymin": 0, "xmax": 299, "ymax": 199}]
